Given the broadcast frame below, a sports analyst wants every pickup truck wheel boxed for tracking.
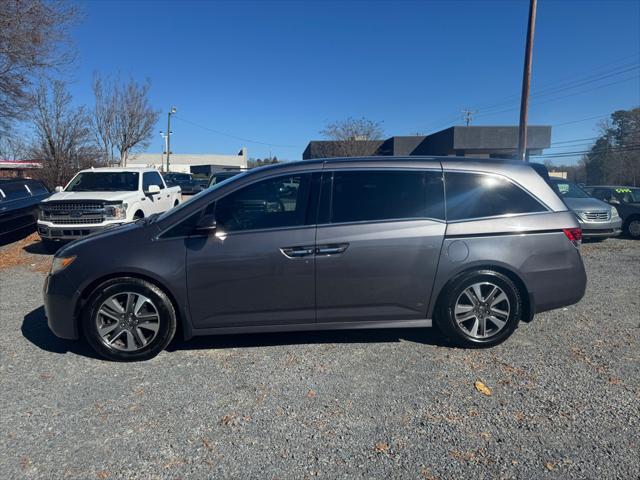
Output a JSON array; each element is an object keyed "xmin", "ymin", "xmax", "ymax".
[
  {"xmin": 82, "ymin": 277, "xmax": 177, "ymax": 361},
  {"xmin": 133, "ymin": 211, "xmax": 144, "ymax": 220},
  {"xmin": 436, "ymin": 270, "xmax": 521, "ymax": 348},
  {"xmin": 174, "ymin": 200, "xmax": 179, "ymax": 207}
]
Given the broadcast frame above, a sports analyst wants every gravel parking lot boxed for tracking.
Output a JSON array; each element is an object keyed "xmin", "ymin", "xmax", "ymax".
[{"xmin": 1, "ymin": 232, "xmax": 638, "ymax": 479}]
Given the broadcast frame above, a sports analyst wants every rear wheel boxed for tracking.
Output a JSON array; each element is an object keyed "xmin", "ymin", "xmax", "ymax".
[
  {"xmin": 436, "ymin": 270, "xmax": 521, "ymax": 347},
  {"xmin": 82, "ymin": 277, "xmax": 177, "ymax": 361}
]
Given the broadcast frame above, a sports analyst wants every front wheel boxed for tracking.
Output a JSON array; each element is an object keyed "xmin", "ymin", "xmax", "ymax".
[
  {"xmin": 82, "ymin": 277, "xmax": 177, "ymax": 361},
  {"xmin": 436, "ymin": 270, "xmax": 521, "ymax": 348},
  {"xmin": 626, "ymin": 218, "xmax": 640, "ymax": 238}
]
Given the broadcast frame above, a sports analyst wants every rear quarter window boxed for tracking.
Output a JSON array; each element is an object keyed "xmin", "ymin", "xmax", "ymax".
[{"xmin": 445, "ymin": 171, "xmax": 546, "ymax": 221}]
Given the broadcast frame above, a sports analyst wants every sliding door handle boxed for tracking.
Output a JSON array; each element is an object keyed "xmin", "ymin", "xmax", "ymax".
[
  {"xmin": 316, "ymin": 243, "xmax": 349, "ymax": 255},
  {"xmin": 280, "ymin": 246, "xmax": 315, "ymax": 258}
]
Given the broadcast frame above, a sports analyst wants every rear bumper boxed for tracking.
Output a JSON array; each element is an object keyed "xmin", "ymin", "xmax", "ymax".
[
  {"xmin": 43, "ymin": 273, "xmax": 81, "ymax": 340},
  {"xmin": 528, "ymin": 247, "xmax": 587, "ymax": 314}
]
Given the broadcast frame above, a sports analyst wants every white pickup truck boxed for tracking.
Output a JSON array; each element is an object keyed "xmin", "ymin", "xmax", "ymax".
[{"xmin": 38, "ymin": 167, "xmax": 182, "ymax": 243}]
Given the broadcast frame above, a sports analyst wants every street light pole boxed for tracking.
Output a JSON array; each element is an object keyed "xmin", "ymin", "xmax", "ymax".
[
  {"xmin": 517, "ymin": 0, "xmax": 537, "ymax": 162},
  {"xmin": 159, "ymin": 132, "xmax": 168, "ymax": 171},
  {"xmin": 166, "ymin": 106, "xmax": 176, "ymax": 172}
]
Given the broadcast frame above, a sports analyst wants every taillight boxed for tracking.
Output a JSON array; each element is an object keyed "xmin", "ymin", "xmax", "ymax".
[{"xmin": 563, "ymin": 227, "xmax": 582, "ymax": 246}]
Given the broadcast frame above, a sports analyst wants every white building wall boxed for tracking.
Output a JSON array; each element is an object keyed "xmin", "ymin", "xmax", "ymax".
[{"xmin": 128, "ymin": 148, "xmax": 247, "ymax": 173}]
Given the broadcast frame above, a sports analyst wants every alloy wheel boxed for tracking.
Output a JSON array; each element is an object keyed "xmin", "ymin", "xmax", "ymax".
[
  {"xmin": 96, "ymin": 292, "xmax": 160, "ymax": 352},
  {"xmin": 454, "ymin": 282, "xmax": 511, "ymax": 340},
  {"xmin": 629, "ymin": 220, "xmax": 640, "ymax": 237}
]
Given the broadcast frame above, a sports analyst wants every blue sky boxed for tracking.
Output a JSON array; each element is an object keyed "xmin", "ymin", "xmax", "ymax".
[{"xmin": 66, "ymin": 0, "xmax": 640, "ymax": 163}]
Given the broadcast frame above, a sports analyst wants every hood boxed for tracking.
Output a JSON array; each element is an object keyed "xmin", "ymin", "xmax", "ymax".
[
  {"xmin": 563, "ymin": 197, "xmax": 611, "ymax": 211},
  {"xmin": 58, "ymin": 220, "xmax": 156, "ymax": 256},
  {"xmin": 42, "ymin": 191, "xmax": 136, "ymax": 203}
]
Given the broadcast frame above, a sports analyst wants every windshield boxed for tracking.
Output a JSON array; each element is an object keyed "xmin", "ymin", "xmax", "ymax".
[
  {"xmin": 550, "ymin": 179, "xmax": 590, "ymax": 199},
  {"xmin": 616, "ymin": 187, "xmax": 640, "ymax": 203},
  {"xmin": 66, "ymin": 172, "xmax": 139, "ymax": 192},
  {"xmin": 166, "ymin": 174, "xmax": 191, "ymax": 184},
  {"xmin": 156, "ymin": 169, "xmax": 251, "ymax": 222}
]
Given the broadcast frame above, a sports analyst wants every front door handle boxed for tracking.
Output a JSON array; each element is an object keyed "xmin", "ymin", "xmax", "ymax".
[
  {"xmin": 280, "ymin": 246, "xmax": 315, "ymax": 258},
  {"xmin": 316, "ymin": 243, "xmax": 349, "ymax": 255}
]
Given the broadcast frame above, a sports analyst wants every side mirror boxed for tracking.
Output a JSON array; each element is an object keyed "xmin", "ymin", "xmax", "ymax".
[
  {"xmin": 54, "ymin": 186, "xmax": 64, "ymax": 193},
  {"xmin": 609, "ymin": 198, "xmax": 620, "ymax": 205},
  {"xmin": 195, "ymin": 214, "xmax": 217, "ymax": 233},
  {"xmin": 146, "ymin": 184, "xmax": 161, "ymax": 194}
]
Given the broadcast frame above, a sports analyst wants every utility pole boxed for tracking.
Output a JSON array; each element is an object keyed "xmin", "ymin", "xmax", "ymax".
[
  {"xmin": 462, "ymin": 108, "xmax": 478, "ymax": 127},
  {"xmin": 517, "ymin": 0, "xmax": 538, "ymax": 162},
  {"xmin": 166, "ymin": 106, "xmax": 176, "ymax": 172}
]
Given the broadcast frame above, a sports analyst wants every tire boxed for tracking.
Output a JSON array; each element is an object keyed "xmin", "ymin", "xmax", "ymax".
[
  {"xmin": 133, "ymin": 211, "xmax": 144, "ymax": 220},
  {"xmin": 174, "ymin": 200, "xmax": 179, "ymax": 207},
  {"xmin": 436, "ymin": 270, "xmax": 522, "ymax": 348},
  {"xmin": 625, "ymin": 217, "xmax": 640, "ymax": 238},
  {"xmin": 82, "ymin": 277, "xmax": 177, "ymax": 361}
]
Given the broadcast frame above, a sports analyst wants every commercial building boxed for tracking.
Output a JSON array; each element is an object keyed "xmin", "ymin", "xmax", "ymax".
[
  {"xmin": 128, "ymin": 148, "xmax": 248, "ymax": 176},
  {"xmin": 0, "ymin": 160, "xmax": 42, "ymax": 178},
  {"xmin": 303, "ymin": 126, "xmax": 551, "ymax": 160}
]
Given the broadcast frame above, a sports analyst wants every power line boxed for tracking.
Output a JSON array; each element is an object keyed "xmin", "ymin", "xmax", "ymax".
[
  {"xmin": 472, "ymin": 74, "xmax": 639, "ymax": 120},
  {"xmin": 531, "ymin": 144, "xmax": 640, "ymax": 158},
  {"xmin": 423, "ymin": 52, "xmax": 640, "ymax": 132},
  {"xmin": 173, "ymin": 115, "xmax": 303, "ymax": 149},
  {"xmin": 550, "ymin": 136, "xmax": 599, "ymax": 145},
  {"xmin": 552, "ymin": 113, "xmax": 611, "ymax": 127},
  {"xmin": 476, "ymin": 63, "xmax": 639, "ymax": 115},
  {"xmin": 474, "ymin": 52, "xmax": 640, "ymax": 113}
]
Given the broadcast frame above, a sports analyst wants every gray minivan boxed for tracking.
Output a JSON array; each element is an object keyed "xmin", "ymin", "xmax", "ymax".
[{"xmin": 44, "ymin": 157, "xmax": 587, "ymax": 361}]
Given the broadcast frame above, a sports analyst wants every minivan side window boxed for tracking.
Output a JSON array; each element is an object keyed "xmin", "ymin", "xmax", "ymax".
[
  {"xmin": 215, "ymin": 173, "xmax": 311, "ymax": 232},
  {"xmin": 445, "ymin": 171, "xmax": 546, "ymax": 221},
  {"xmin": 143, "ymin": 171, "xmax": 165, "ymax": 191},
  {"xmin": 327, "ymin": 170, "xmax": 445, "ymax": 224}
]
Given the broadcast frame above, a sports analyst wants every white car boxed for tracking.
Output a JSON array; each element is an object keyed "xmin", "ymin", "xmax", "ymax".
[{"xmin": 38, "ymin": 167, "xmax": 182, "ymax": 244}]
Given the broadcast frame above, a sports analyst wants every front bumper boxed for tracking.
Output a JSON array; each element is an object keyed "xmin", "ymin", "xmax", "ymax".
[
  {"xmin": 43, "ymin": 273, "xmax": 81, "ymax": 340},
  {"xmin": 37, "ymin": 221, "xmax": 125, "ymax": 240},
  {"xmin": 577, "ymin": 217, "xmax": 622, "ymax": 238}
]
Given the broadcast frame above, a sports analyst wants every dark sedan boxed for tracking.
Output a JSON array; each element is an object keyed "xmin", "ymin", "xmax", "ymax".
[
  {"xmin": 584, "ymin": 185, "xmax": 640, "ymax": 238},
  {"xmin": 163, "ymin": 173, "xmax": 206, "ymax": 195},
  {"xmin": 0, "ymin": 178, "xmax": 50, "ymax": 242}
]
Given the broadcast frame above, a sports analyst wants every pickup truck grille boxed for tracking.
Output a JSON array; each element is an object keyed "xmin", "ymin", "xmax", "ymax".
[
  {"xmin": 40, "ymin": 202, "xmax": 106, "ymax": 225},
  {"xmin": 583, "ymin": 211, "xmax": 610, "ymax": 221},
  {"xmin": 43, "ymin": 202, "xmax": 104, "ymax": 212}
]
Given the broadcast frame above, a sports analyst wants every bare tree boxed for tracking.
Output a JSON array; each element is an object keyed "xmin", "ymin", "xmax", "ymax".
[
  {"xmin": 91, "ymin": 74, "xmax": 116, "ymax": 165},
  {"xmin": 0, "ymin": 0, "xmax": 77, "ymax": 135},
  {"xmin": 30, "ymin": 81, "xmax": 98, "ymax": 187},
  {"xmin": 0, "ymin": 135, "xmax": 29, "ymax": 160},
  {"xmin": 320, "ymin": 117, "xmax": 384, "ymax": 157},
  {"xmin": 92, "ymin": 75, "xmax": 159, "ymax": 166}
]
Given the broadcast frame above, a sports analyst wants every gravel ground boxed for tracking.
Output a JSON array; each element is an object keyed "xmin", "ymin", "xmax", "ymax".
[{"xmin": 0, "ymin": 233, "xmax": 639, "ymax": 479}]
